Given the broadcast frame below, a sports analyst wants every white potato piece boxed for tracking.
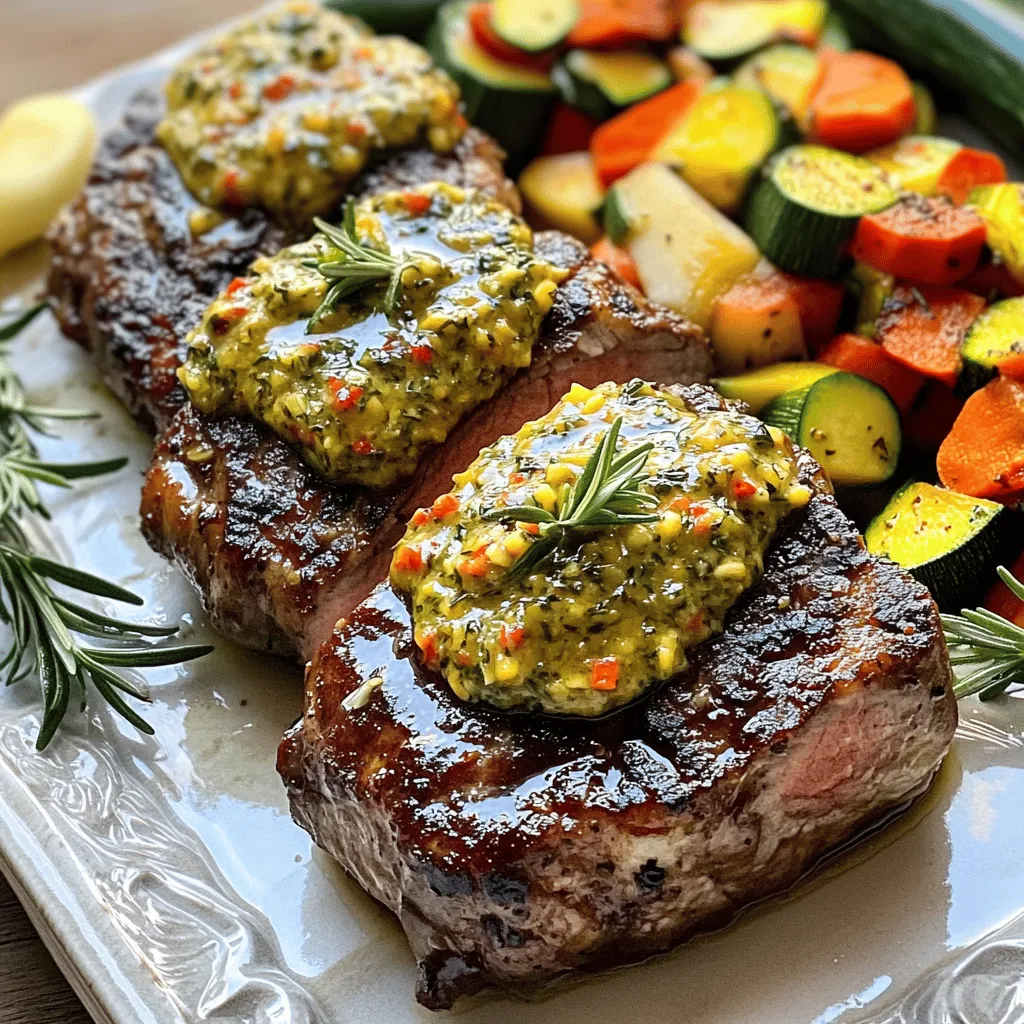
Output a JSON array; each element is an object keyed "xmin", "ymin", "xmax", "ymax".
[
  {"xmin": 611, "ymin": 162, "xmax": 760, "ymax": 329},
  {"xmin": 0, "ymin": 94, "xmax": 96, "ymax": 259}
]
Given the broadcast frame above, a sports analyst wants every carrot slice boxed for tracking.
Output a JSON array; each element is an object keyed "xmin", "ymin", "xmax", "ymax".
[
  {"xmin": 467, "ymin": 3, "xmax": 556, "ymax": 71},
  {"xmin": 590, "ymin": 80, "xmax": 702, "ymax": 187},
  {"xmin": 985, "ymin": 552, "xmax": 1024, "ymax": 628},
  {"xmin": 591, "ymin": 237, "xmax": 642, "ymax": 290},
  {"xmin": 937, "ymin": 376, "xmax": 1024, "ymax": 499},
  {"xmin": 876, "ymin": 284, "xmax": 985, "ymax": 388},
  {"xmin": 903, "ymin": 382, "xmax": 964, "ymax": 450},
  {"xmin": 781, "ymin": 274, "xmax": 844, "ymax": 353},
  {"xmin": 818, "ymin": 333, "xmax": 924, "ymax": 412},
  {"xmin": 937, "ymin": 147, "xmax": 1008, "ymax": 205},
  {"xmin": 567, "ymin": 0, "xmax": 677, "ymax": 48},
  {"xmin": 850, "ymin": 195, "xmax": 987, "ymax": 286},
  {"xmin": 541, "ymin": 103, "xmax": 600, "ymax": 156},
  {"xmin": 809, "ymin": 50, "xmax": 916, "ymax": 153}
]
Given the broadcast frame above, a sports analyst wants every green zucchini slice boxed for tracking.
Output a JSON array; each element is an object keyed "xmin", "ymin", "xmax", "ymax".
[
  {"xmin": 685, "ymin": 0, "xmax": 829, "ymax": 65},
  {"xmin": 745, "ymin": 144, "xmax": 897, "ymax": 279},
  {"xmin": 960, "ymin": 297, "xmax": 1024, "ymax": 394},
  {"xmin": 819, "ymin": 10, "xmax": 852, "ymax": 50},
  {"xmin": 762, "ymin": 371, "xmax": 901, "ymax": 485},
  {"xmin": 427, "ymin": 0, "xmax": 555, "ymax": 172},
  {"xmin": 865, "ymin": 481, "xmax": 1022, "ymax": 611},
  {"xmin": 492, "ymin": 0, "xmax": 579, "ymax": 53},
  {"xmin": 970, "ymin": 183, "xmax": 1024, "ymax": 286},
  {"xmin": 653, "ymin": 85, "xmax": 786, "ymax": 213},
  {"xmin": 713, "ymin": 361, "xmax": 837, "ymax": 413},
  {"xmin": 554, "ymin": 49, "xmax": 672, "ymax": 121},
  {"xmin": 733, "ymin": 44, "xmax": 823, "ymax": 122},
  {"xmin": 865, "ymin": 135, "xmax": 960, "ymax": 196},
  {"xmin": 324, "ymin": 0, "xmax": 442, "ymax": 35},
  {"xmin": 912, "ymin": 81, "xmax": 937, "ymax": 135}
]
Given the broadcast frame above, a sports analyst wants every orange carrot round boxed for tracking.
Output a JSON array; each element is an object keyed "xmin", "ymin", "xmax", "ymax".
[
  {"xmin": 937, "ymin": 376, "xmax": 1024, "ymax": 499},
  {"xmin": 851, "ymin": 195, "xmax": 987, "ymax": 286},
  {"xmin": 590, "ymin": 237, "xmax": 643, "ymax": 290},
  {"xmin": 568, "ymin": 0, "xmax": 677, "ymax": 48},
  {"xmin": 937, "ymin": 147, "xmax": 1008, "ymax": 205},
  {"xmin": 876, "ymin": 284, "xmax": 985, "ymax": 388},
  {"xmin": 590, "ymin": 80, "xmax": 702, "ymax": 186},
  {"xmin": 809, "ymin": 50, "xmax": 916, "ymax": 153},
  {"xmin": 818, "ymin": 332, "xmax": 924, "ymax": 412}
]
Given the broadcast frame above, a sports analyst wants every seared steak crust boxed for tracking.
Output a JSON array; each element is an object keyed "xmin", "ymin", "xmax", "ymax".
[
  {"xmin": 140, "ymin": 237, "xmax": 712, "ymax": 659},
  {"xmin": 46, "ymin": 89, "xmax": 518, "ymax": 430},
  {"xmin": 277, "ymin": 387, "xmax": 957, "ymax": 1009}
]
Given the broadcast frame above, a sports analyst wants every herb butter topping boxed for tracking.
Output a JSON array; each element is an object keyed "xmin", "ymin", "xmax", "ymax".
[
  {"xmin": 390, "ymin": 381, "xmax": 809, "ymax": 716},
  {"xmin": 156, "ymin": 2, "xmax": 465, "ymax": 221},
  {"xmin": 178, "ymin": 183, "xmax": 567, "ymax": 488}
]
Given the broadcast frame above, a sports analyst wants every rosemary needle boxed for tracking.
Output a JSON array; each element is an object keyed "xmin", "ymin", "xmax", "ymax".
[
  {"xmin": 943, "ymin": 566, "xmax": 1024, "ymax": 701},
  {"xmin": 0, "ymin": 304, "xmax": 213, "ymax": 749},
  {"xmin": 483, "ymin": 416, "xmax": 659, "ymax": 582},
  {"xmin": 303, "ymin": 198, "xmax": 427, "ymax": 331}
]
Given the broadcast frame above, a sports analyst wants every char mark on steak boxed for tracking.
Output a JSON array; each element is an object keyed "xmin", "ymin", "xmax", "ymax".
[
  {"xmin": 46, "ymin": 89, "xmax": 518, "ymax": 431},
  {"xmin": 277, "ymin": 385, "xmax": 957, "ymax": 1010},
  {"xmin": 140, "ymin": 235, "xmax": 712, "ymax": 660}
]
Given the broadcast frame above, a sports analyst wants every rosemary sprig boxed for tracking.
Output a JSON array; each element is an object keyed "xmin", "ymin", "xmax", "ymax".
[
  {"xmin": 0, "ymin": 303, "xmax": 213, "ymax": 749},
  {"xmin": 943, "ymin": 565, "xmax": 1024, "ymax": 701},
  {"xmin": 303, "ymin": 198, "xmax": 424, "ymax": 331},
  {"xmin": 482, "ymin": 416, "xmax": 659, "ymax": 582}
]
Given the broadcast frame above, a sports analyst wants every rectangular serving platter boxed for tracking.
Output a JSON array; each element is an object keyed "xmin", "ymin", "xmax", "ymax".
[{"xmin": 4, "ymin": 9, "xmax": 1024, "ymax": 1024}]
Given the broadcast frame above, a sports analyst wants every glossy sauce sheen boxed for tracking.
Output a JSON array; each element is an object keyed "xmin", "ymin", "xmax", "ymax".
[
  {"xmin": 156, "ymin": 2, "xmax": 465, "ymax": 221},
  {"xmin": 177, "ymin": 183, "xmax": 567, "ymax": 488},
  {"xmin": 390, "ymin": 381, "xmax": 808, "ymax": 715}
]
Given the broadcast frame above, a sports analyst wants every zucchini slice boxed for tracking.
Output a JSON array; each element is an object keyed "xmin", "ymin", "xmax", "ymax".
[
  {"xmin": 324, "ymin": 0, "xmax": 443, "ymax": 35},
  {"xmin": 960, "ymin": 297, "xmax": 1024, "ymax": 393},
  {"xmin": 603, "ymin": 162, "xmax": 760, "ymax": 329},
  {"xmin": 865, "ymin": 481, "xmax": 1021, "ymax": 611},
  {"xmin": 518, "ymin": 151, "xmax": 605, "ymax": 242},
  {"xmin": 653, "ymin": 85, "xmax": 786, "ymax": 213},
  {"xmin": 970, "ymin": 183, "xmax": 1024, "ymax": 287},
  {"xmin": 713, "ymin": 361, "xmax": 837, "ymax": 412},
  {"xmin": 554, "ymin": 49, "xmax": 672, "ymax": 121},
  {"xmin": 819, "ymin": 10, "xmax": 852, "ymax": 51},
  {"xmin": 762, "ymin": 371, "xmax": 901, "ymax": 485},
  {"xmin": 866, "ymin": 135, "xmax": 961, "ymax": 196},
  {"xmin": 684, "ymin": 0, "xmax": 829, "ymax": 65},
  {"xmin": 492, "ymin": 0, "xmax": 579, "ymax": 52},
  {"xmin": 912, "ymin": 81, "xmax": 937, "ymax": 135},
  {"xmin": 745, "ymin": 144, "xmax": 897, "ymax": 279},
  {"xmin": 733, "ymin": 44, "xmax": 823, "ymax": 123},
  {"xmin": 849, "ymin": 261, "xmax": 894, "ymax": 335},
  {"xmin": 427, "ymin": 0, "xmax": 556, "ymax": 172}
]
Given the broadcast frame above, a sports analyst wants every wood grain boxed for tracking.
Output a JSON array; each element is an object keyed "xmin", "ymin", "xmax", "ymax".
[
  {"xmin": 0, "ymin": 876, "xmax": 93, "ymax": 1024},
  {"xmin": 0, "ymin": 0, "xmax": 257, "ymax": 109},
  {"xmin": 2, "ymin": 9, "xmax": 265, "ymax": 1018}
]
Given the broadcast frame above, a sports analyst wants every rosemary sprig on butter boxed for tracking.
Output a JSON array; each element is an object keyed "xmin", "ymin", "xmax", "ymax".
[
  {"xmin": 304, "ymin": 198, "xmax": 424, "ymax": 330},
  {"xmin": 0, "ymin": 303, "xmax": 212, "ymax": 750},
  {"xmin": 483, "ymin": 416, "xmax": 659, "ymax": 581}
]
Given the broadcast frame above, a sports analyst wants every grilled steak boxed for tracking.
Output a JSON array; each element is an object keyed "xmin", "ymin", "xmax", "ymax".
[
  {"xmin": 139, "ymin": 236, "xmax": 711, "ymax": 659},
  {"xmin": 277, "ymin": 385, "xmax": 957, "ymax": 1010},
  {"xmin": 46, "ymin": 89, "xmax": 518, "ymax": 431}
]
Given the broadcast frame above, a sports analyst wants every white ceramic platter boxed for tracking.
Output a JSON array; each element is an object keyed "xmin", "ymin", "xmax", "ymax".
[{"xmin": 3, "ymin": 17, "xmax": 1024, "ymax": 1024}]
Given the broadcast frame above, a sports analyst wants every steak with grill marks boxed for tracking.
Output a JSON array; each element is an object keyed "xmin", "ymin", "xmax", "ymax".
[
  {"xmin": 277, "ymin": 385, "xmax": 957, "ymax": 1010},
  {"xmin": 138, "ymin": 234, "xmax": 711, "ymax": 659},
  {"xmin": 45, "ymin": 89, "xmax": 519, "ymax": 431}
]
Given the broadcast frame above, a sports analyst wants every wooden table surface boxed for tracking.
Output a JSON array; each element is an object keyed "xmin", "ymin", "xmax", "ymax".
[{"xmin": 0, "ymin": 8, "xmax": 257, "ymax": 1020}]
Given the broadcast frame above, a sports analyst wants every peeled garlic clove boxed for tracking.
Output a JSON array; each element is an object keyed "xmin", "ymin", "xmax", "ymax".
[{"xmin": 0, "ymin": 94, "xmax": 96, "ymax": 259}]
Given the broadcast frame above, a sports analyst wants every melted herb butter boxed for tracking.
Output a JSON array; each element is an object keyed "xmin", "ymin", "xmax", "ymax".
[
  {"xmin": 156, "ymin": 1, "xmax": 465, "ymax": 222},
  {"xmin": 178, "ymin": 183, "xmax": 567, "ymax": 488},
  {"xmin": 390, "ymin": 381, "xmax": 810, "ymax": 717}
]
